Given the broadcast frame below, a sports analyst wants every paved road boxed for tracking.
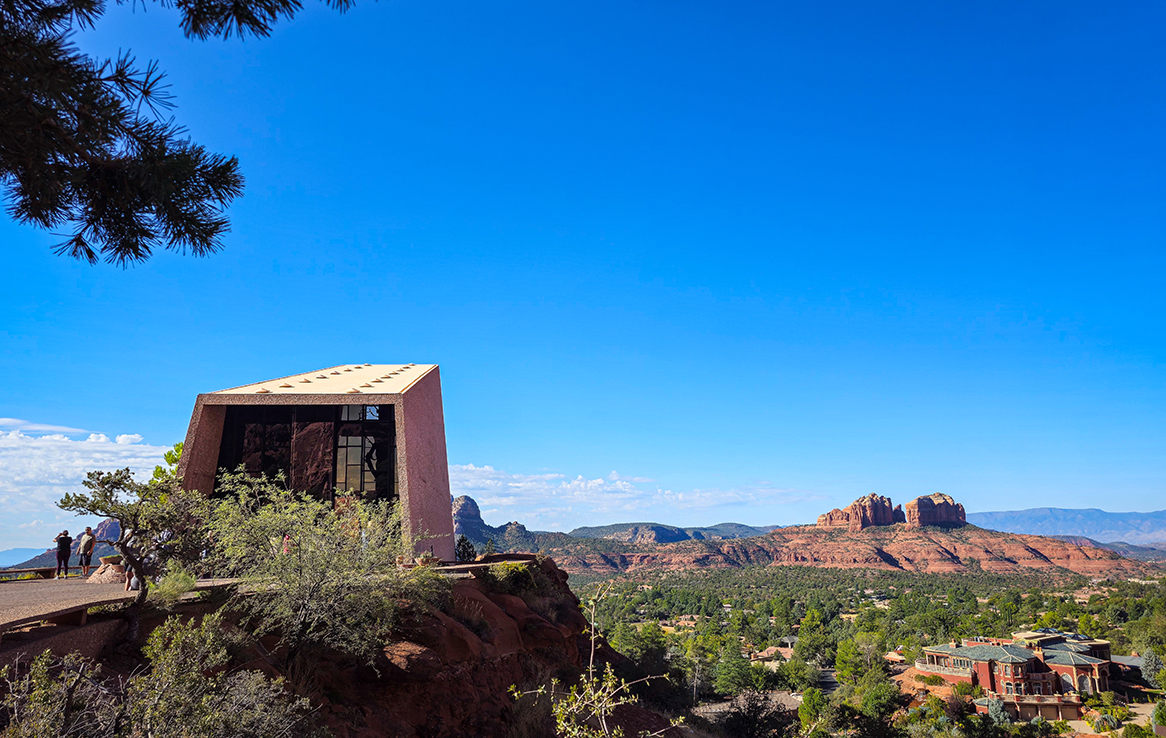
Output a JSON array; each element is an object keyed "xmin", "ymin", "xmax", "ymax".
[{"xmin": 0, "ymin": 577, "xmax": 233, "ymax": 632}]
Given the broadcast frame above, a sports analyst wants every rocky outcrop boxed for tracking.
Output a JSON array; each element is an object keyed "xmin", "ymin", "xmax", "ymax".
[
  {"xmin": 817, "ymin": 493, "xmax": 965, "ymax": 531},
  {"xmin": 817, "ymin": 494, "xmax": 900, "ymax": 531},
  {"xmin": 308, "ymin": 555, "xmax": 675, "ymax": 738},
  {"xmin": 905, "ymin": 493, "xmax": 966, "ymax": 528}
]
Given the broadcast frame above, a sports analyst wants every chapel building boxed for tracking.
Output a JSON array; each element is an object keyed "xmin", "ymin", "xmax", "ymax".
[{"xmin": 177, "ymin": 363, "xmax": 455, "ymax": 561}]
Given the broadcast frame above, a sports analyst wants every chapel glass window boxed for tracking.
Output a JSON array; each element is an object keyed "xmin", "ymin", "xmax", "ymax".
[{"xmin": 334, "ymin": 405, "xmax": 395, "ymax": 501}]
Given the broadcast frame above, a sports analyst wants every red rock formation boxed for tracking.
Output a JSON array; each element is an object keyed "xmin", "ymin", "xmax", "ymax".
[
  {"xmin": 904, "ymin": 493, "xmax": 966, "ymax": 528},
  {"xmin": 309, "ymin": 556, "xmax": 682, "ymax": 738},
  {"xmin": 549, "ymin": 526, "xmax": 1154, "ymax": 578},
  {"xmin": 817, "ymin": 494, "xmax": 899, "ymax": 532}
]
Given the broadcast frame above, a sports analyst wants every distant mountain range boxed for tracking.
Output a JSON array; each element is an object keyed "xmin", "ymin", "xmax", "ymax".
[
  {"xmin": 966, "ymin": 508, "xmax": 1166, "ymax": 545},
  {"xmin": 451, "ymin": 497, "xmax": 781, "ymax": 547},
  {"xmin": 568, "ymin": 521, "xmax": 781, "ymax": 544},
  {"xmin": 450, "ymin": 496, "xmax": 1160, "ymax": 577},
  {"xmin": 1046, "ymin": 536, "xmax": 1166, "ymax": 563},
  {"xmin": 0, "ymin": 548, "xmax": 43, "ymax": 567},
  {"xmin": 2, "ymin": 521, "xmax": 120, "ymax": 570}
]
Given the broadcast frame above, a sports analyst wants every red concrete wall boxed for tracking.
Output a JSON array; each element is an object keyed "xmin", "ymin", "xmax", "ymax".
[
  {"xmin": 179, "ymin": 401, "xmax": 225, "ymax": 496},
  {"xmin": 399, "ymin": 368, "xmax": 455, "ymax": 561}
]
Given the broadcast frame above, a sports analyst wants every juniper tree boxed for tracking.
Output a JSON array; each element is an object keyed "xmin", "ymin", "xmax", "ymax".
[
  {"xmin": 1, "ymin": 0, "xmax": 354, "ymax": 264},
  {"xmin": 58, "ymin": 468, "xmax": 211, "ymax": 639}
]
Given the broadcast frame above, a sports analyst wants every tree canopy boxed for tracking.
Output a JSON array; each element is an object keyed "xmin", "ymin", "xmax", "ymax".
[{"xmin": 1, "ymin": 0, "xmax": 353, "ymax": 264}]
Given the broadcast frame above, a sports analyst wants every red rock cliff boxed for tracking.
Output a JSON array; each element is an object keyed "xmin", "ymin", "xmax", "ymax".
[
  {"xmin": 904, "ymin": 493, "xmax": 966, "ymax": 528},
  {"xmin": 310, "ymin": 556, "xmax": 675, "ymax": 738},
  {"xmin": 817, "ymin": 494, "xmax": 899, "ymax": 531}
]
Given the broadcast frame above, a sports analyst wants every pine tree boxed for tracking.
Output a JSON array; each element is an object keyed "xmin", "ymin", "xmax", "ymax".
[
  {"xmin": 714, "ymin": 645, "xmax": 752, "ymax": 697},
  {"xmin": 455, "ymin": 534, "xmax": 476, "ymax": 563},
  {"xmin": 1142, "ymin": 648, "xmax": 1164, "ymax": 688},
  {"xmin": 1, "ymin": 0, "xmax": 353, "ymax": 264},
  {"xmin": 483, "ymin": 538, "xmax": 496, "ymax": 556}
]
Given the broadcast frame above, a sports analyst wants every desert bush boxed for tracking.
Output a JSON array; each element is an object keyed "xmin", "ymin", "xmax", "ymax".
[
  {"xmin": 209, "ymin": 470, "xmax": 449, "ymax": 684},
  {"xmin": 718, "ymin": 689, "xmax": 793, "ymax": 738},
  {"xmin": 150, "ymin": 567, "xmax": 197, "ymax": 608},
  {"xmin": 482, "ymin": 562, "xmax": 539, "ymax": 595},
  {"xmin": 0, "ymin": 614, "xmax": 322, "ymax": 737}
]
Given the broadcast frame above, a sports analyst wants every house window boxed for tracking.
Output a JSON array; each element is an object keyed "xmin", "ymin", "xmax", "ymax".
[
  {"xmin": 1005, "ymin": 665, "xmax": 1011, "ymax": 676},
  {"xmin": 1005, "ymin": 683, "xmax": 1013, "ymax": 695},
  {"xmin": 1034, "ymin": 684, "xmax": 1042, "ymax": 695}
]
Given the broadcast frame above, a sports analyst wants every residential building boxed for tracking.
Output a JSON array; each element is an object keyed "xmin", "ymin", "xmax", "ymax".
[{"xmin": 915, "ymin": 629, "xmax": 1114, "ymax": 720}]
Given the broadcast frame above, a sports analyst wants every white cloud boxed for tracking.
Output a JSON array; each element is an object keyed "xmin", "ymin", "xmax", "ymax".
[
  {"xmin": 450, "ymin": 463, "xmax": 823, "ymax": 531},
  {"xmin": 116, "ymin": 434, "xmax": 144, "ymax": 445},
  {"xmin": 0, "ymin": 428, "xmax": 169, "ymax": 548},
  {"xmin": 608, "ymin": 471, "xmax": 654, "ymax": 483},
  {"xmin": 0, "ymin": 418, "xmax": 87, "ymax": 434}
]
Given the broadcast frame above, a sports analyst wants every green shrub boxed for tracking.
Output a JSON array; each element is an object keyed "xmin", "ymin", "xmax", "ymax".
[
  {"xmin": 150, "ymin": 568, "xmax": 196, "ymax": 608},
  {"xmin": 952, "ymin": 681, "xmax": 975, "ymax": 696},
  {"xmin": 1123, "ymin": 723, "xmax": 1152, "ymax": 738},
  {"xmin": 482, "ymin": 562, "xmax": 538, "ymax": 595},
  {"xmin": 1153, "ymin": 701, "xmax": 1166, "ymax": 727},
  {"xmin": 912, "ymin": 673, "xmax": 945, "ymax": 686}
]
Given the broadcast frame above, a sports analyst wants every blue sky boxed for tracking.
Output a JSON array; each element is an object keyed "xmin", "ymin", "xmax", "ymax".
[{"xmin": 2, "ymin": 0, "xmax": 1165, "ymax": 548}]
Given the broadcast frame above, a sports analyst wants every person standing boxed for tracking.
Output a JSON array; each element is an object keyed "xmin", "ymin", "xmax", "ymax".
[
  {"xmin": 77, "ymin": 526, "xmax": 96, "ymax": 577},
  {"xmin": 53, "ymin": 531, "xmax": 72, "ymax": 580}
]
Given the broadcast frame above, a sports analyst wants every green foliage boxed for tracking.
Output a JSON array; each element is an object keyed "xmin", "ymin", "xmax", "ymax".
[
  {"xmin": 1123, "ymin": 723, "xmax": 1153, "ymax": 738},
  {"xmin": 987, "ymin": 698, "xmax": 1011, "ymax": 726},
  {"xmin": 0, "ymin": 615, "xmax": 322, "ymax": 737},
  {"xmin": 152, "ymin": 443, "xmax": 184, "ymax": 482},
  {"xmin": 208, "ymin": 470, "xmax": 448, "ymax": 679},
  {"xmin": 1, "ymin": 0, "xmax": 378, "ymax": 262},
  {"xmin": 835, "ymin": 637, "xmax": 863, "ymax": 684},
  {"xmin": 455, "ymin": 534, "xmax": 477, "ymax": 563},
  {"xmin": 859, "ymin": 679, "xmax": 902, "ymax": 722},
  {"xmin": 129, "ymin": 612, "xmax": 320, "ymax": 737},
  {"xmin": 798, "ymin": 687, "xmax": 827, "ymax": 733},
  {"xmin": 58, "ymin": 468, "xmax": 211, "ymax": 636},
  {"xmin": 0, "ymin": 651, "xmax": 112, "ymax": 737},
  {"xmin": 749, "ymin": 662, "xmax": 780, "ymax": 692},
  {"xmin": 1143, "ymin": 648, "xmax": 1164, "ymax": 688},
  {"xmin": 150, "ymin": 567, "xmax": 197, "ymax": 608},
  {"xmin": 914, "ymin": 673, "xmax": 946, "ymax": 686},
  {"xmin": 717, "ymin": 689, "xmax": 792, "ymax": 738},
  {"xmin": 775, "ymin": 657, "xmax": 819, "ymax": 692},
  {"xmin": 1087, "ymin": 711, "xmax": 1122, "ymax": 733},
  {"xmin": 483, "ymin": 538, "xmax": 496, "ymax": 556},
  {"xmin": 1152, "ymin": 701, "xmax": 1166, "ymax": 727},
  {"xmin": 793, "ymin": 609, "xmax": 833, "ymax": 666},
  {"xmin": 483, "ymin": 562, "xmax": 539, "ymax": 595},
  {"xmin": 713, "ymin": 645, "xmax": 752, "ymax": 697},
  {"xmin": 510, "ymin": 583, "xmax": 680, "ymax": 737}
]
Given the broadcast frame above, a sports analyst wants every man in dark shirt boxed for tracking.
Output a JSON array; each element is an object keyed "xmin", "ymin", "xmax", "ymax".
[{"xmin": 54, "ymin": 531, "xmax": 72, "ymax": 580}]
